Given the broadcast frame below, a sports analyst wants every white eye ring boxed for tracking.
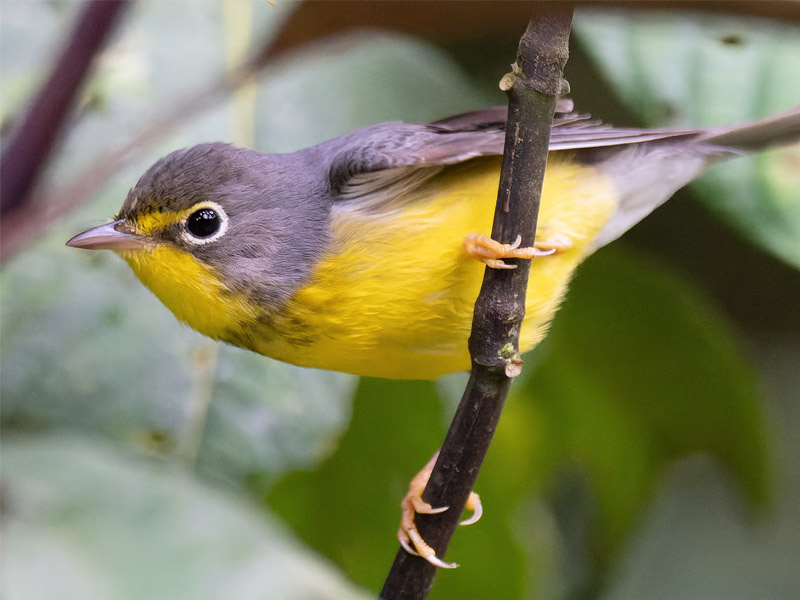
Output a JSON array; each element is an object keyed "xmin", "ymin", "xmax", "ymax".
[{"xmin": 180, "ymin": 201, "xmax": 229, "ymax": 245}]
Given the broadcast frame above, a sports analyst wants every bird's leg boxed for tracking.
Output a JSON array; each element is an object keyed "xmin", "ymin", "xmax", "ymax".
[
  {"xmin": 397, "ymin": 451, "xmax": 483, "ymax": 569},
  {"xmin": 463, "ymin": 232, "xmax": 572, "ymax": 269}
]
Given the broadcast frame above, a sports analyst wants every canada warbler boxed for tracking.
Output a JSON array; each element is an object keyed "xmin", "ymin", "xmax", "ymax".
[{"xmin": 67, "ymin": 105, "xmax": 800, "ymax": 379}]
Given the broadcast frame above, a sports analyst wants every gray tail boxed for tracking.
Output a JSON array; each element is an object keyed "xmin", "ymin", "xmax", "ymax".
[
  {"xmin": 590, "ymin": 106, "xmax": 800, "ymax": 251},
  {"xmin": 697, "ymin": 106, "xmax": 800, "ymax": 152}
]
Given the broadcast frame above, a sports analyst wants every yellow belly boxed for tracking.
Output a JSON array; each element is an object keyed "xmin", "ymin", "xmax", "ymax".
[{"xmin": 257, "ymin": 156, "xmax": 617, "ymax": 379}]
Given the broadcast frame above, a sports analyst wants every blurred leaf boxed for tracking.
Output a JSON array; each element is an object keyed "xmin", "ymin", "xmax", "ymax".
[
  {"xmin": 1, "ymin": 435, "xmax": 369, "ymax": 600},
  {"xmin": 253, "ymin": 31, "xmax": 498, "ymax": 152},
  {"xmin": 509, "ymin": 246, "xmax": 770, "ymax": 572},
  {"xmin": 0, "ymin": 218, "xmax": 355, "ymax": 481},
  {"xmin": 197, "ymin": 347, "xmax": 356, "ymax": 484},
  {"xmin": 573, "ymin": 11, "xmax": 800, "ymax": 268},
  {"xmin": 602, "ymin": 456, "xmax": 800, "ymax": 600}
]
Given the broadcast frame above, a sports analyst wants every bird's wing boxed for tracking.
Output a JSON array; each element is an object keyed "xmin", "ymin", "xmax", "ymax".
[
  {"xmin": 323, "ymin": 105, "xmax": 699, "ymax": 202},
  {"xmin": 432, "ymin": 105, "xmax": 700, "ymax": 151},
  {"xmin": 321, "ymin": 104, "xmax": 799, "ymax": 249}
]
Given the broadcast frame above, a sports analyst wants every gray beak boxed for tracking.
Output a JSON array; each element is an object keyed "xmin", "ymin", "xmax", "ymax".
[{"xmin": 66, "ymin": 220, "xmax": 150, "ymax": 251}]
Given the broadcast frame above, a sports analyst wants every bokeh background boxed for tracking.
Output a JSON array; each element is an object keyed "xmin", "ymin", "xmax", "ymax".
[{"xmin": 2, "ymin": 2, "xmax": 799, "ymax": 599}]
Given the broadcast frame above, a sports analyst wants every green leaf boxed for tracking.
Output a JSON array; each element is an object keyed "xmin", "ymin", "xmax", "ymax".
[
  {"xmin": 604, "ymin": 456, "xmax": 800, "ymax": 600},
  {"xmin": 513, "ymin": 246, "xmax": 770, "ymax": 568},
  {"xmin": 1, "ymin": 435, "xmax": 369, "ymax": 600},
  {"xmin": 196, "ymin": 347, "xmax": 357, "ymax": 484},
  {"xmin": 0, "ymin": 221, "xmax": 355, "ymax": 481},
  {"xmin": 573, "ymin": 11, "xmax": 800, "ymax": 268},
  {"xmin": 254, "ymin": 32, "xmax": 499, "ymax": 152}
]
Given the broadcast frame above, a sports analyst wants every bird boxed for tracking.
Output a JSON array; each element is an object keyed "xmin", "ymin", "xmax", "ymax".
[{"xmin": 67, "ymin": 101, "xmax": 800, "ymax": 567}]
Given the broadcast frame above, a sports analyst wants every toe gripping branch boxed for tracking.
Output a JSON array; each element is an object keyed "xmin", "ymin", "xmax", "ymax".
[
  {"xmin": 463, "ymin": 232, "xmax": 571, "ymax": 269},
  {"xmin": 397, "ymin": 233, "xmax": 569, "ymax": 568},
  {"xmin": 397, "ymin": 452, "xmax": 483, "ymax": 569}
]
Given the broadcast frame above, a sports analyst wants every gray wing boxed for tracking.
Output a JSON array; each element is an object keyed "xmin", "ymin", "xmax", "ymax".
[
  {"xmin": 316, "ymin": 104, "xmax": 798, "ymax": 250},
  {"xmin": 320, "ymin": 105, "xmax": 700, "ymax": 201}
]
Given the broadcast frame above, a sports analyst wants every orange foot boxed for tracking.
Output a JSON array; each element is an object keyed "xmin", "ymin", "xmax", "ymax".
[
  {"xmin": 397, "ymin": 452, "xmax": 483, "ymax": 569},
  {"xmin": 463, "ymin": 232, "xmax": 572, "ymax": 269}
]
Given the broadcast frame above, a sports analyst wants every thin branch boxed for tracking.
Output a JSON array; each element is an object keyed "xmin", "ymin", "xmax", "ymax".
[
  {"xmin": 379, "ymin": 6, "xmax": 573, "ymax": 599},
  {"xmin": 0, "ymin": 63, "xmax": 253, "ymax": 262},
  {"xmin": 0, "ymin": 0, "xmax": 131, "ymax": 216}
]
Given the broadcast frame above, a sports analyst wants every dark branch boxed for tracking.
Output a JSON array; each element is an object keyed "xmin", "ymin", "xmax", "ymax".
[
  {"xmin": 379, "ymin": 6, "xmax": 573, "ymax": 599},
  {"xmin": 0, "ymin": 64, "xmax": 253, "ymax": 263},
  {"xmin": 0, "ymin": 7, "xmax": 261, "ymax": 264},
  {"xmin": 0, "ymin": 0, "xmax": 131, "ymax": 217}
]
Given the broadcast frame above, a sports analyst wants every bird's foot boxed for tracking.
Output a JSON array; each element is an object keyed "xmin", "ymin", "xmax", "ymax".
[
  {"xmin": 397, "ymin": 452, "xmax": 483, "ymax": 569},
  {"xmin": 463, "ymin": 232, "xmax": 571, "ymax": 269}
]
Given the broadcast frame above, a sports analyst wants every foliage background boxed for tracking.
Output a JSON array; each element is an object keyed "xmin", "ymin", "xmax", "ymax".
[{"xmin": 2, "ymin": 2, "xmax": 799, "ymax": 599}]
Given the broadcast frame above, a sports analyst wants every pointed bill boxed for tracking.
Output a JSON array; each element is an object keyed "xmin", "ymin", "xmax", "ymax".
[{"xmin": 66, "ymin": 220, "xmax": 150, "ymax": 251}]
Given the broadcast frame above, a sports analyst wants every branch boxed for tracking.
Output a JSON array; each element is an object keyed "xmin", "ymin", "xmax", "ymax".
[
  {"xmin": 0, "ymin": 0, "xmax": 131, "ymax": 217},
  {"xmin": 0, "ymin": 11, "xmax": 269, "ymax": 264},
  {"xmin": 0, "ymin": 63, "xmax": 254, "ymax": 262},
  {"xmin": 379, "ymin": 6, "xmax": 573, "ymax": 599}
]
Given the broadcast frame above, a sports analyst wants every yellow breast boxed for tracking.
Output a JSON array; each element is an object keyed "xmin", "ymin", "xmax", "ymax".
[
  {"xmin": 122, "ymin": 155, "xmax": 617, "ymax": 379},
  {"xmin": 257, "ymin": 156, "xmax": 618, "ymax": 379}
]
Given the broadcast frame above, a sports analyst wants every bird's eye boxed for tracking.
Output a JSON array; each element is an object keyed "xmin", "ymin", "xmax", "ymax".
[
  {"xmin": 181, "ymin": 202, "xmax": 228, "ymax": 244},
  {"xmin": 187, "ymin": 208, "xmax": 221, "ymax": 238}
]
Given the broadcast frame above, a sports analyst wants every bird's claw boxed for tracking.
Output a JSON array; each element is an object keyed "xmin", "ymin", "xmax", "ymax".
[
  {"xmin": 397, "ymin": 452, "xmax": 484, "ymax": 569},
  {"xmin": 463, "ymin": 232, "xmax": 571, "ymax": 269}
]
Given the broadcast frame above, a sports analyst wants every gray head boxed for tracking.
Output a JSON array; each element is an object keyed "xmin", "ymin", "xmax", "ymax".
[{"xmin": 111, "ymin": 142, "xmax": 332, "ymax": 312}]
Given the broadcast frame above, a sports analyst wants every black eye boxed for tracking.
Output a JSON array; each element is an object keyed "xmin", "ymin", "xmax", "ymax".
[{"xmin": 186, "ymin": 208, "xmax": 221, "ymax": 238}]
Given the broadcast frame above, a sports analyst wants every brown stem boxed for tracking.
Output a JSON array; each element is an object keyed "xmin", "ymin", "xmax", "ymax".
[
  {"xmin": 0, "ymin": 0, "xmax": 131, "ymax": 216},
  {"xmin": 379, "ymin": 6, "xmax": 573, "ymax": 599},
  {"xmin": 0, "ymin": 65, "xmax": 253, "ymax": 263}
]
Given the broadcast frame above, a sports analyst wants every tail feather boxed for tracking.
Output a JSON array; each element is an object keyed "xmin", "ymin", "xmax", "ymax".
[
  {"xmin": 698, "ymin": 106, "xmax": 800, "ymax": 152},
  {"xmin": 590, "ymin": 106, "xmax": 800, "ymax": 251}
]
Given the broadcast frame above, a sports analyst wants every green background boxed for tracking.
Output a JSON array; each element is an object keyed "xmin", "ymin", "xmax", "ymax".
[{"xmin": 2, "ymin": 2, "xmax": 799, "ymax": 599}]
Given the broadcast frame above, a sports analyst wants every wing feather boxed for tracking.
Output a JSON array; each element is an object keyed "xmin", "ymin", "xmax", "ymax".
[{"xmin": 323, "ymin": 105, "xmax": 702, "ymax": 202}]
